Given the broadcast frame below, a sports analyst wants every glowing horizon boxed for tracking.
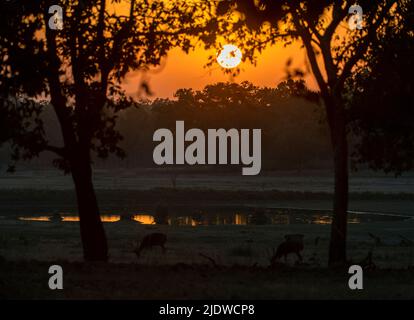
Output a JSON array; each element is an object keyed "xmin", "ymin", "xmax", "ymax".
[
  {"xmin": 121, "ymin": 43, "xmax": 319, "ymax": 99},
  {"xmin": 104, "ymin": 0, "xmax": 322, "ymax": 99}
]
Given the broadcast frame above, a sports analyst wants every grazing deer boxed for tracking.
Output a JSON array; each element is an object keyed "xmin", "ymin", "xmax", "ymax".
[
  {"xmin": 134, "ymin": 232, "xmax": 167, "ymax": 258},
  {"xmin": 271, "ymin": 234, "xmax": 304, "ymax": 265}
]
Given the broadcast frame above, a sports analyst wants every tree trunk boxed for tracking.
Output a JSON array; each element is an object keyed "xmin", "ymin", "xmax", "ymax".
[
  {"xmin": 328, "ymin": 106, "xmax": 349, "ymax": 266},
  {"xmin": 71, "ymin": 153, "xmax": 108, "ymax": 261}
]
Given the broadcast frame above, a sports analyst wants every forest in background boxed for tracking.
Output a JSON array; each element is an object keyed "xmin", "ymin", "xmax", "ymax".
[{"xmin": 0, "ymin": 81, "xmax": 338, "ymax": 172}]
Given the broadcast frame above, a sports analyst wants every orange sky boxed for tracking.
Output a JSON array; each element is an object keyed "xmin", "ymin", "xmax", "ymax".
[
  {"xmin": 122, "ymin": 43, "xmax": 319, "ymax": 99},
  {"xmin": 110, "ymin": 1, "xmax": 319, "ymax": 99}
]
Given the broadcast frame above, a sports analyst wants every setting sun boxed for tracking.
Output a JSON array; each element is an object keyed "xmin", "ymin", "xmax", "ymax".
[{"xmin": 216, "ymin": 44, "xmax": 242, "ymax": 69}]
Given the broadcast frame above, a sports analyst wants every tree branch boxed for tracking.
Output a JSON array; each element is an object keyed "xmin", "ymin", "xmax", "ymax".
[
  {"xmin": 324, "ymin": 1, "xmax": 348, "ymax": 41},
  {"xmin": 316, "ymin": 2, "xmax": 348, "ymax": 88},
  {"xmin": 44, "ymin": 9, "xmax": 77, "ymax": 151},
  {"xmin": 336, "ymin": 0, "xmax": 397, "ymax": 91},
  {"xmin": 292, "ymin": 11, "xmax": 329, "ymax": 98},
  {"xmin": 97, "ymin": 0, "xmax": 108, "ymax": 93}
]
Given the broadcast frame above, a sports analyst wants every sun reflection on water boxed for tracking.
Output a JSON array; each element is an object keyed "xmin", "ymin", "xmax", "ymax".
[
  {"xmin": 132, "ymin": 214, "xmax": 155, "ymax": 224},
  {"xmin": 19, "ymin": 215, "xmax": 121, "ymax": 223},
  {"xmin": 15, "ymin": 211, "xmax": 372, "ymax": 225},
  {"xmin": 18, "ymin": 216, "xmax": 51, "ymax": 222},
  {"xmin": 234, "ymin": 213, "xmax": 247, "ymax": 225}
]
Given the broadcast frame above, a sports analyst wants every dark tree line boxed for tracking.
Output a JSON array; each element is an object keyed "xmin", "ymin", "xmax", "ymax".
[{"xmin": 1, "ymin": 80, "xmax": 332, "ymax": 171}]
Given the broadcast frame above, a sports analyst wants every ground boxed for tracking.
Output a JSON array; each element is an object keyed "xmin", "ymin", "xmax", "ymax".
[
  {"xmin": 0, "ymin": 171, "xmax": 413, "ymax": 299},
  {"xmin": 1, "ymin": 216, "xmax": 413, "ymax": 299},
  {"xmin": 2, "ymin": 261, "xmax": 414, "ymax": 299}
]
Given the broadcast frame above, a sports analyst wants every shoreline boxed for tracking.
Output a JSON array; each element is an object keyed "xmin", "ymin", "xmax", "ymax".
[{"xmin": 1, "ymin": 188, "xmax": 414, "ymax": 217}]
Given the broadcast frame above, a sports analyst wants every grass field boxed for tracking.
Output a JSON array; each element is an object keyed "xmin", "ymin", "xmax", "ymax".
[
  {"xmin": 2, "ymin": 260, "xmax": 414, "ymax": 299},
  {"xmin": 1, "ymin": 215, "xmax": 413, "ymax": 299},
  {"xmin": 0, "ymin": 183, "xmax": 413, "ymax": 300}
]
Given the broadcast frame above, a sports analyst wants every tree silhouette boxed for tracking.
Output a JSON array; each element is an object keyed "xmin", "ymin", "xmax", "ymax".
[
  {"xmin": 0, "ymin": 0, "xmax": 214, "ymax": 261},
  {"xmin": 215, "ymin": 0, "xmax": 406, "ymax": 265},
  {"xmin": 348, "ymin": 0, "xmax": 414, "ymax": 175}
]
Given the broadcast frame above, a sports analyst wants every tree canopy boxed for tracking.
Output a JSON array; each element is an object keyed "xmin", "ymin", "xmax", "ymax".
[{"xmin": 0, "ymin": 0, "xmax": 215, "ymax": 170}]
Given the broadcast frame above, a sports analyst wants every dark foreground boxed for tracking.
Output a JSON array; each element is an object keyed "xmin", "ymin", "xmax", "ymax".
[
  {"xmin": 1, "ymin": 187, "xmax": 413, "ymax": 299},
  {"xmin": 1, "ymin": 260, "xmax": 413, "ymax": 299}
]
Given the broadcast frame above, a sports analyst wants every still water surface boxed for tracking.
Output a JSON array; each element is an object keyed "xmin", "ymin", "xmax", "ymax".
[{"xmin": 17, "ymin": 208, "xmax": 410, "ymax": 225}]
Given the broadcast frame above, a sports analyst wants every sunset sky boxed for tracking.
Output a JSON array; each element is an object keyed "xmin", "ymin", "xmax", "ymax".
[
  {"xmin": 107, "ymin": 0, "xmax": 320, "ymax": 99},
  {"xmin": 122, "ymin": 43, "xmax": 318, "ymax": 99}
]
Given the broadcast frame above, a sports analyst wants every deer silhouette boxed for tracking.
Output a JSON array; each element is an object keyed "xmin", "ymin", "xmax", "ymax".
[
  {"xmin": 271, "ymin": 234, "xmax": 304, "ymax": 265},
  {"xmin": 134, "ymin": 232, "xmax": 167, "ymax": 258}
]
